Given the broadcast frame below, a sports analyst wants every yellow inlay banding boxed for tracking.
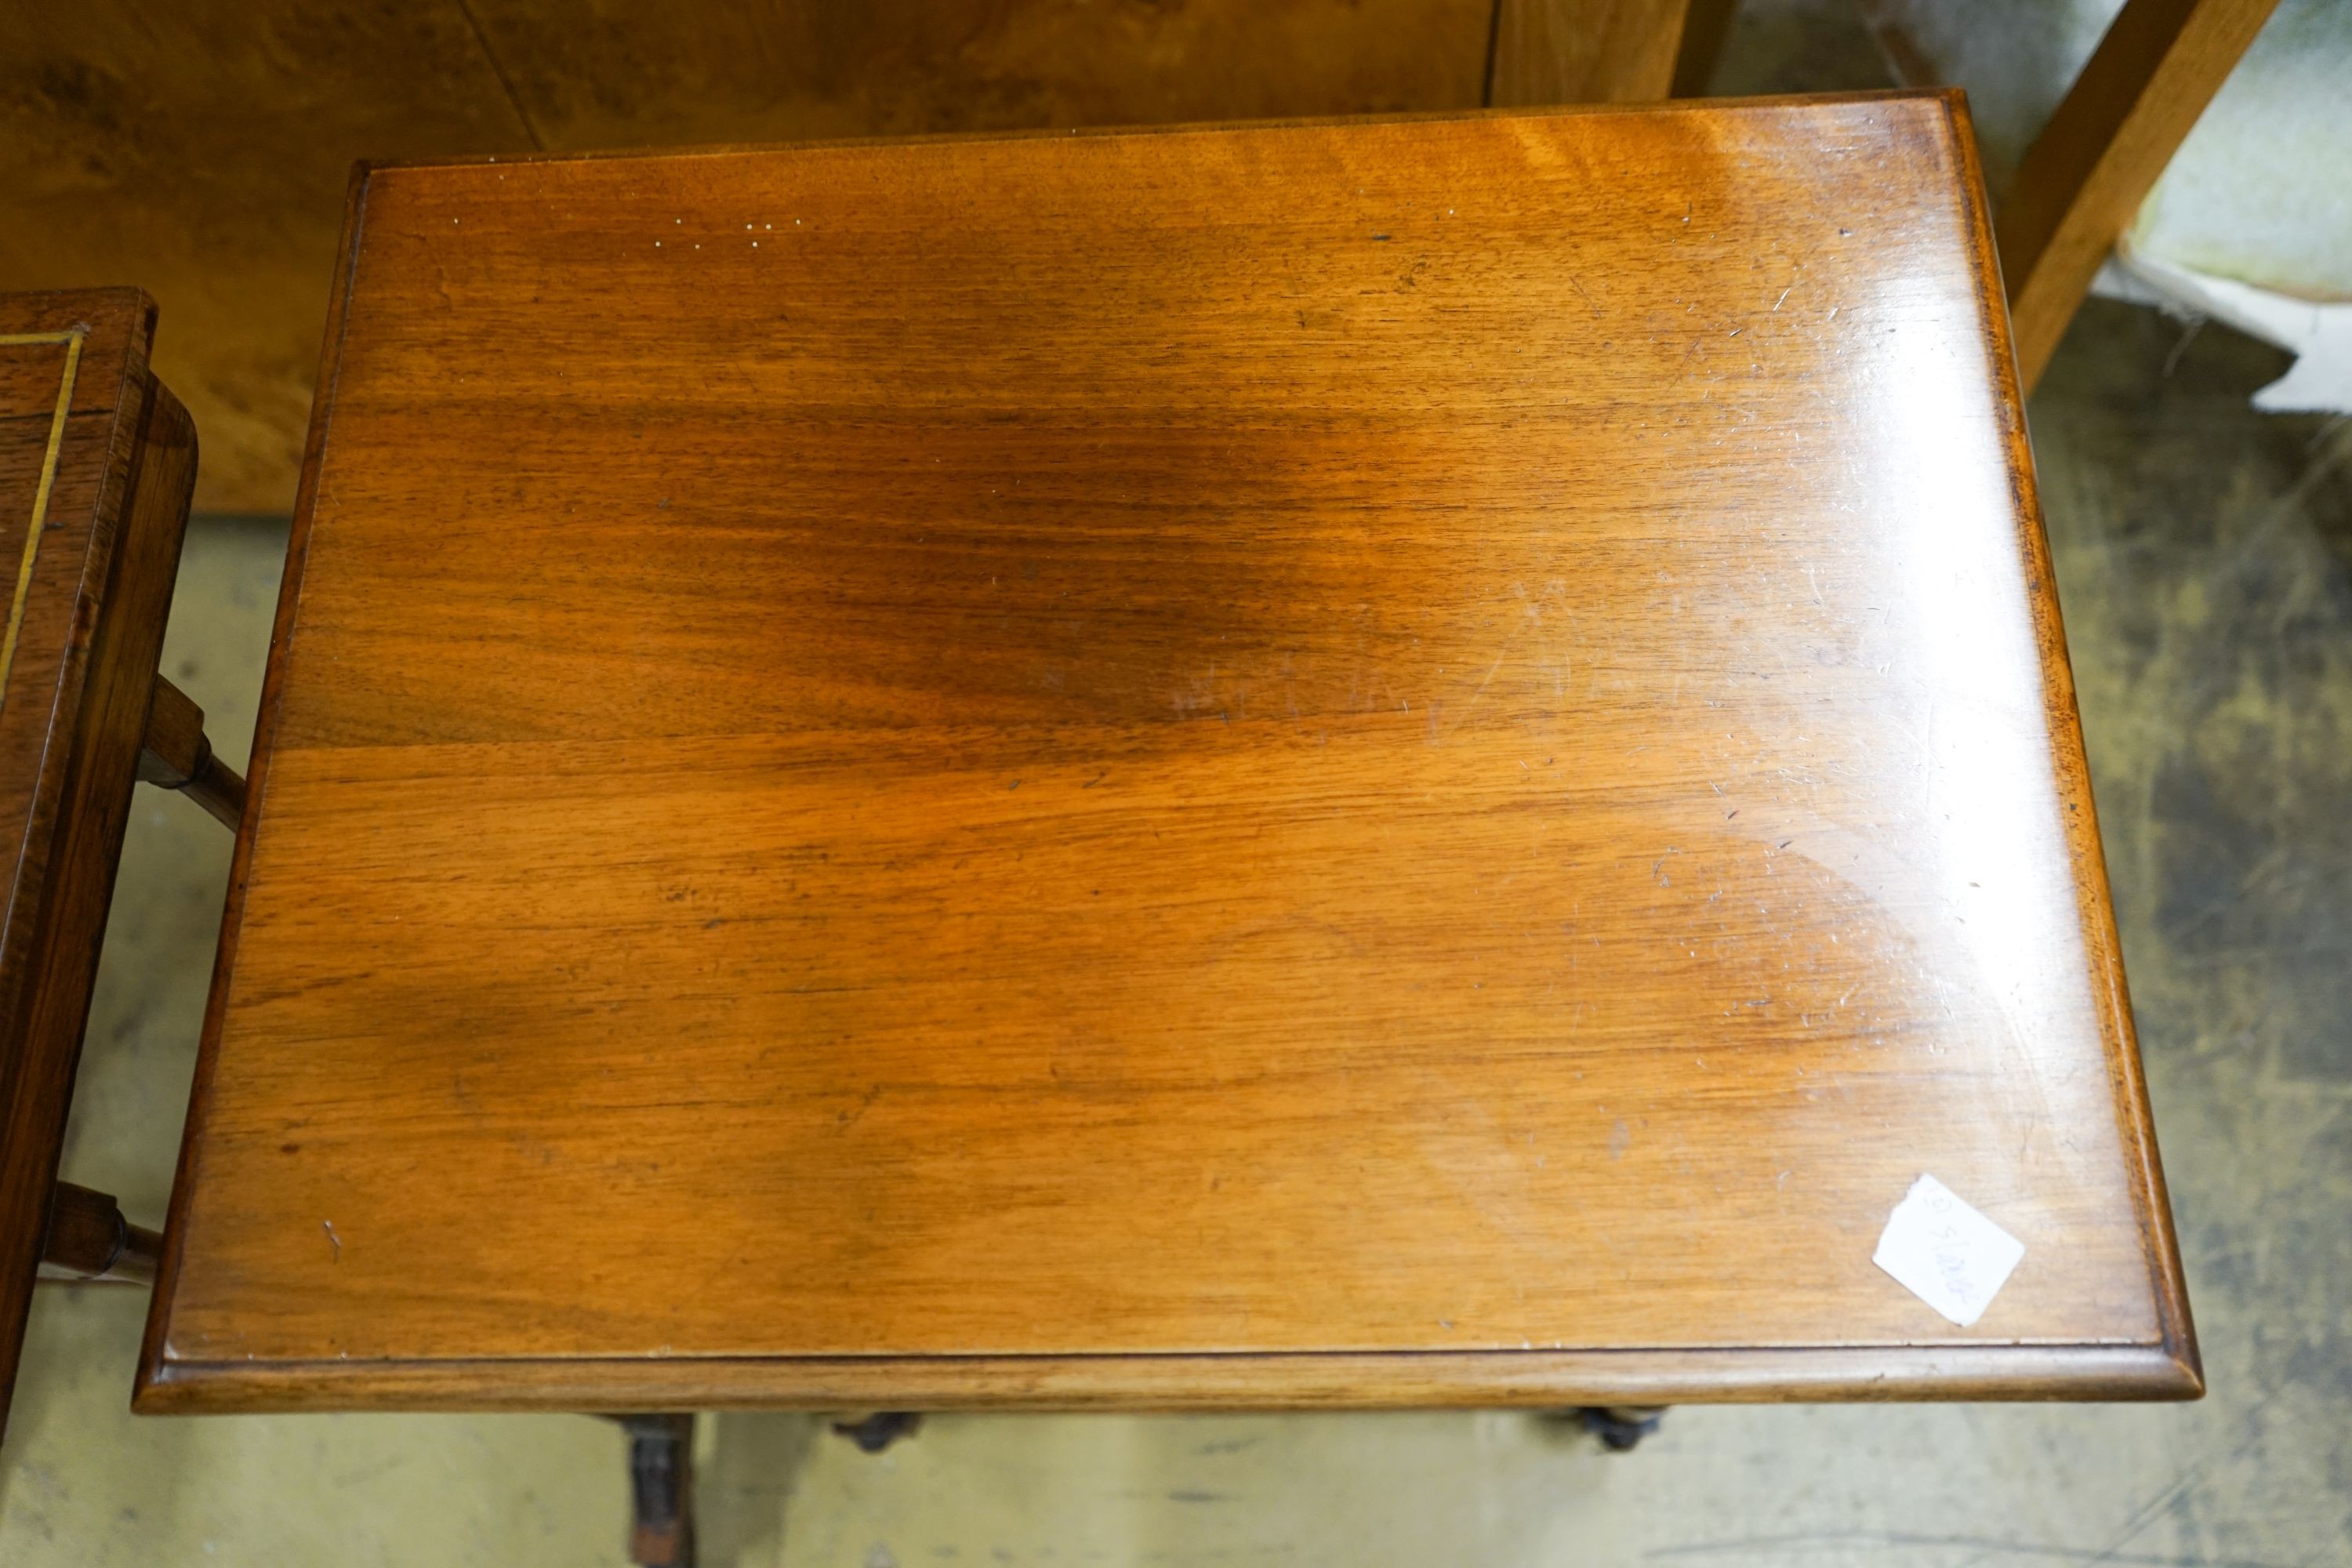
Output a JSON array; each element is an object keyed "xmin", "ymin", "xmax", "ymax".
[{"xmin": 0, "ymin": 328, "xmax": 89, "ymax": 706}]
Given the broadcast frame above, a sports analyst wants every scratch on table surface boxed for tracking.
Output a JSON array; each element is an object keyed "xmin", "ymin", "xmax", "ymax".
[
  {"xmin": 321, "ymin": 1220, "xmax": 342, "ymax": 1262},
  {"xmin": 837, "ymin": 1082, "xmax": 884, "ymax": 1132},
  {"xmin": 1436, "ymin": 646, "xmax": 1510, "ymax": 743}
]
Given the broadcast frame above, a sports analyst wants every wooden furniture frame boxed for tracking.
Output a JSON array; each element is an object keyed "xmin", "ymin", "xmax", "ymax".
[
  {"xmin": 118, "ymin": 96, "xmax": 2196, "ymax": 1561},
  {"xmin": 1485, "ymin": 0, "xmax": 1737, "ymax": 107},
  {"xmin": 9, "ymin": 0, "xmax": 2267, "ymax": 1533},
  {"xmin": 1994, "ymin": 0, "xmax": 2283, "ymax": 391},
  {"xmin": 0, "ymin": 289, "xmax": 245, "ymax": 1440}
]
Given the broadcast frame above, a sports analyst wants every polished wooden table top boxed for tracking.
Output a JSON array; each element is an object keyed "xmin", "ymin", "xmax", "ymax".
[{"xmin": 143, "ymin": 93, "xmax": 2196, "ymax": 1413}]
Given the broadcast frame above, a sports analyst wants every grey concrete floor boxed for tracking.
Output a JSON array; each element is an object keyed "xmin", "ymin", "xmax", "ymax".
[{"xmin": 2, "ymin": 303, "xmax": 2347, "ymax": 1566}]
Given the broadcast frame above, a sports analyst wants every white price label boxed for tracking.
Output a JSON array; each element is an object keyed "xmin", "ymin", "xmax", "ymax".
[{"xmin": 1872, "ymin": 1173, "xmax": 2025, "ymax": 1327}]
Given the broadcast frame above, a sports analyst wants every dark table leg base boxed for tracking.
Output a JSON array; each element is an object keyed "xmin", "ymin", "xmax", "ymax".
[
  {"xmin": 613, "ymin": 1414, "xmax": 696, "ymax": 1566},
  {"xmin": 831, "ymin": 1411, "xmax": 924, "ymax": 1454},
  {"xmin": 35, "ymin": 1181, "xmax": 160, "ymax": 1284},
  {"xmin": 137, "ymin": 675, "xmax": 245, "ymax": 831},
  {"xmin": 1572, "ymin": 1405, "xmax": 1667, "ymax": 1451}
]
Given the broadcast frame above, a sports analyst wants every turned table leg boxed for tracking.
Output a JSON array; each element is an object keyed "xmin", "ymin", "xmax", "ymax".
[
  {"xmin": 136, "ymin": 675, "xmax": 245, "ymax": 830},
  {"xmin": 36, "ymin": 1181, "xmax": 161, "ymax": 1284},
  {"xmin": 612, "ymin": 1414, "xmax": 696, "ymax": 1567}
]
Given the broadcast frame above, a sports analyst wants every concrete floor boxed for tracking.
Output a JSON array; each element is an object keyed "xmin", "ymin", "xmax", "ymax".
[{"xmin": 4, "ymin": 310, "xmax": 2349, "ymax": 1563}]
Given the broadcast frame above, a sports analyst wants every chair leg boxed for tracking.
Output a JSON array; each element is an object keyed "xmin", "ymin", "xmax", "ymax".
[
  {"xmin": 137, "ymin": 674, "xmax": 246, "ymax": 830},
  {"xmin": 616, "ymin": 1414, "xmax": 696, "ymax": 1566}
]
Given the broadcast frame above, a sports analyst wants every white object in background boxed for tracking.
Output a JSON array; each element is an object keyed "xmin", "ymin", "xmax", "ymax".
[
  {"xmin": 1872, "ymin": 0, "xmax": 2350, "ymax": 413},
  {"xmin": 2093, "ymin": 247, "xmax": 2352, "ymax": 415},
  {"xmin": 1872, "ymin": 1174, "xmax": 2027, "ymax": 1328}
]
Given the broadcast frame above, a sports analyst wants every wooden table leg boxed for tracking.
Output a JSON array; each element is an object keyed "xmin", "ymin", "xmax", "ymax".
[
  {"xmin": 613, "ymin": 1414, "xmax": 696, "ymax": 1567},
  {"xmin": 35, "ymin": 1181, "xmax": 160, "ymax": 1285},
  {"xmin": 136, "ymin": 675, "xmax": 245, "ymax": 830}
]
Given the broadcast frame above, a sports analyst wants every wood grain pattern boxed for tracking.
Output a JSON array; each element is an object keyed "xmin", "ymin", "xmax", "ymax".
[
  {"xmin": 1489, "ymin": 0, "xmax": 1696, "ymax": 106},
  {"xmin": 1994, "ymin": 0, "xmax": 2281, "ymax": 392},
  {"xmin": 0, "ymin": 0, "xmax": 1495, "ymax": 514},
  {"xmin": 0, "ymin": 289, "xmax": 199, "ymax": 1436},
  {"xmin": 140, "ymin": 1344, "xmax": 2201, "ymax": 1414},
  {"xmin": 0, "ymin": 2, "xmax": 535, "ymax": 514},
  {"xmin": 142, "ymin": 96, "xmax": 2195, "ymax": 1412},
  {"xmin": 463, "ymin": 0, "xmax": 1497, "ymax": 148}
]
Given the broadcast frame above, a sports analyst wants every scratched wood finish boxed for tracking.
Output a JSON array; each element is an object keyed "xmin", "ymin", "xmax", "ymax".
[
  {"xmin": 0, "ymin": 290, "xmax": 199, "ymax": 1436},
  {"xmin": 142, "ymin": 96, "xmax": 2196, "ymax": 1412}
]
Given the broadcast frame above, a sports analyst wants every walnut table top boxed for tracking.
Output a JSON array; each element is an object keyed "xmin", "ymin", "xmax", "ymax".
[{"xmin": 140, "ymin": 93, "xmax": 2198, "ymax": 1413}]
